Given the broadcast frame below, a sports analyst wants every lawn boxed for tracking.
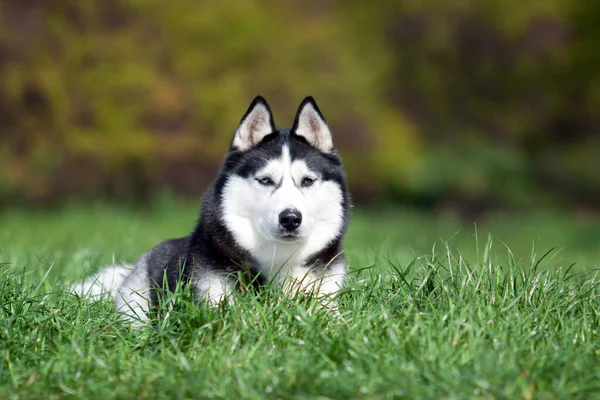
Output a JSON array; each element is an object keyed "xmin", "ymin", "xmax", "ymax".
[{"xmin": 1, "ymin": 201, "xmax": 600, "ymax": 399}]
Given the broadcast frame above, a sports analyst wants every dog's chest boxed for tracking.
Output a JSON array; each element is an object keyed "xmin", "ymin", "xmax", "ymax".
[{"xmin": 252, "ymin": 242, "xmax": 308, "ymax": 284}]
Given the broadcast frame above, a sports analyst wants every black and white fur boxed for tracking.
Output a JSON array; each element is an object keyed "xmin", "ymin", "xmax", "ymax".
[{"xmin": 73, "ymin": 96, "xmax": 350, "ymax": 323}]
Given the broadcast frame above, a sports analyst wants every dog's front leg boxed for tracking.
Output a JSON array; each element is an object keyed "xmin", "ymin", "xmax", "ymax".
[
  {"xmin": 194, "ymin": 271, "xmax": 236, "ymax": 306},
  {"xmin": 283, "ymin": 262, "xmax": 346, "ymax": 313}
]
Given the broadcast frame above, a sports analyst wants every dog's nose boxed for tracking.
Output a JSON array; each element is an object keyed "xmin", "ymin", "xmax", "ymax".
[{"xmin": 279, "ymin": 209, "xmax": 302, "ymax": 231}]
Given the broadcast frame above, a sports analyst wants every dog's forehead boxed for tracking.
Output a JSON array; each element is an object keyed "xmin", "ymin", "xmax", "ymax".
[
  {"xmin": 257, "ymin": 143, "xmax": 313, "ymax": 174},
  {"xmin": 288, "ymin": 138, "xmax": 338, "ymax": 174},
  {"xmin": 228, "ymin": 129, "xmax": 341, "ymax": 179}
]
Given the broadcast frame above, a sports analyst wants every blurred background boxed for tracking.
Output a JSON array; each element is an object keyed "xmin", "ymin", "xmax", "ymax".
[{"xmin": 1, "ymin": 0, "xmax": 599, "ymax": 218}]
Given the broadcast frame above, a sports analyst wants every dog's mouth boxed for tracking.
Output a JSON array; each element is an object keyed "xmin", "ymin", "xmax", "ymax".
[{"xmin": 276, "ymin": 232, "xmax": 303, "ymax": 242}]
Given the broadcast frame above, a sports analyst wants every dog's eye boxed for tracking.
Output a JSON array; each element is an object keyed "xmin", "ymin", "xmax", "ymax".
[
  {"xmin": 257, "ymin": 177, "xmax": 275, "ymax": 186},
  {"xmin": 301, "ymin": 177, "xmax": 315, "ymax": 187}
]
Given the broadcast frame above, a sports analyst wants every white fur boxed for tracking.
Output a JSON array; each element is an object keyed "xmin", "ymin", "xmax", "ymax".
[
  {"xmin": 113, "ymin": 255, "xmax": 151, "ymax": 324},
  {"xmin": 231, "ymin": 103, "xmax": 273, "ymax": 151},
  {"xmin": 73, "ymin": 257, "xmax": 151, "ymax": 325},
  {"xmin": 294, "ymin": 102, "xmax": 333, "ymax": 152},
  {"xmin": 221, "ymin": 145, "xmax": 345, "ymax": 294},
  {"xmin": 283, "ymin": 260, "xmax": 346, "ymax": 296},
  {"xmin": 71, "ymin": 264, "xmax": 133, "ymax": 300},
  {"xmin": 193, "ymin": 272, "xmax": 235, "ymax": 306}
]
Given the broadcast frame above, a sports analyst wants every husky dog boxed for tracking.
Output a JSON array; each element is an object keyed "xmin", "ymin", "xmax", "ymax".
[{"xmin": 73, "ymin": 96, "xmax": 350, "ymax": 323}]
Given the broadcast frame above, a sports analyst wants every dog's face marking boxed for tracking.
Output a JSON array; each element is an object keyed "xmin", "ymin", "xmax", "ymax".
[
  {"xmin": 220, "ymin": 97, "xmax": 348, "ymax": 269},
  {"xmin": 225, "ymin": 145, "xmax": 344, "ymax": 244}
]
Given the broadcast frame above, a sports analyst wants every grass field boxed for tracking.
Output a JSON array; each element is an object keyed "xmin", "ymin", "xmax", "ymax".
[{"xmin": 1, "ymin": 201, "xmax": 600, "ymax": 399}]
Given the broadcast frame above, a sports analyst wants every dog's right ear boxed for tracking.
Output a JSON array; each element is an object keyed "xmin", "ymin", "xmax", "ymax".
[{"xmin": 231, "ymin": 96, "xmax": 276, "ymax": 151}]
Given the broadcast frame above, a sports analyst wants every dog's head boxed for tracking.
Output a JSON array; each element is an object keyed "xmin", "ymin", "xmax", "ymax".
[{"xmin": 218, "ymin": 96, "xmax": 349, "ymax": 254}]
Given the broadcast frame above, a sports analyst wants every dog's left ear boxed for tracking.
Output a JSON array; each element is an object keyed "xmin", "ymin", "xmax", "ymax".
[{"xmin": 292, "ymin": 97, "xmax": 333, "ymax": 153}]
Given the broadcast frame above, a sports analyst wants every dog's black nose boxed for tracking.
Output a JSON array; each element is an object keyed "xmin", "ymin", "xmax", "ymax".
[{"xmin": 279, "ymin": 209, "xmax": 302, "ymax": 231}]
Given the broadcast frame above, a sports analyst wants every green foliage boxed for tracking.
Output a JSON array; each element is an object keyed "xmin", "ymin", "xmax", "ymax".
[{"xmin": 1, "ymin": 204, "xmax": 600, "ymax": 398}]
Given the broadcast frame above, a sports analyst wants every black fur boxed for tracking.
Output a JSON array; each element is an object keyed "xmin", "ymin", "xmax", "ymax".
[{"xmin": 146, "ymin": 96, "xmax": 350, "ymax": 305}]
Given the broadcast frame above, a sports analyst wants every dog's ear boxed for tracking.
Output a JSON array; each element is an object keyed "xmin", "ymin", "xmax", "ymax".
[
  {"xmin": 292, "ymin": 96, "xmax": 333, "ymax": 153},
  {"xmin": 231, "ymin": 96, "xmax": 276, "ymax": 151}
]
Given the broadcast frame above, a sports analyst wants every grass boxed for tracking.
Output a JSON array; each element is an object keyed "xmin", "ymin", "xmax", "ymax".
[{"xmin": 1, "ymin": 201, "xmax": 600, "ymax": 399}]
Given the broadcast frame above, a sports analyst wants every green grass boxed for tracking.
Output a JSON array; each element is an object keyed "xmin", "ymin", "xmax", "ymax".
[{"xmin": 1, "ymin": 202, "xmax": 600, "ymax": 399}]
